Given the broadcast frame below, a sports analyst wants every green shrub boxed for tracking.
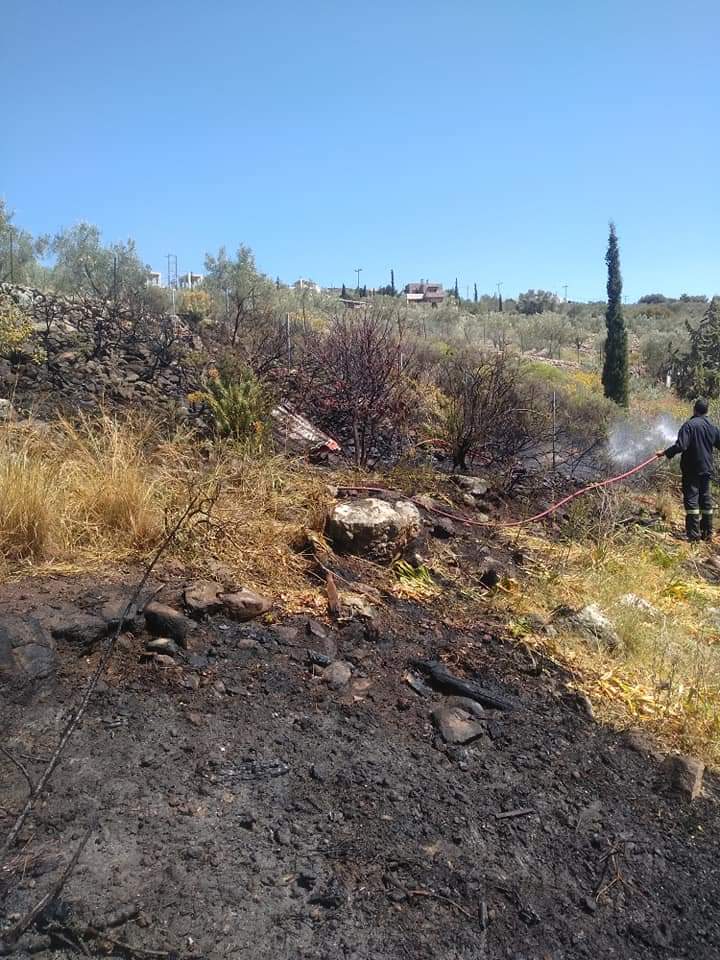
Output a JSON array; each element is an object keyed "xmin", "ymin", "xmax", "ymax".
[
  {"xmin": 0, "ymin": 296, "xmax": 33, "ymax": 361},
  {"xmin": 200, "ymin": 371, "xmax": 271, "ymax": 444}
]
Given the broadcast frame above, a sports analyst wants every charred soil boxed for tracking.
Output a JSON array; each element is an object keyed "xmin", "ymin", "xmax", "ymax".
[{"xmin": 1, "ymin": 560, "xmax": 719, "ymax": 960}]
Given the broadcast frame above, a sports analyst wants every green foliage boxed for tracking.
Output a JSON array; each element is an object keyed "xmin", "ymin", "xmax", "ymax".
[
  {"xmin": 601, "ymin": 222, "xmax": 629, "ymax": 406},
  {"xmin": 640, "ymin": 332, "xmax": 676, "ymax": 382},
  {"xmin": 517, "ymin": 289, "xmax": 559, "ymax": 315},
  {"xmin": 673, "ymin": 297, "xmax": 720, "ymax": 399},
  {"xmin": 199, "ymin": 371, "xmax": 271, "ymax": 444},
  {"xmin": 0, "ymin": 296, "xmax": 34, "ymax": 360},
  {"xmin": 0, "ymin": 200, "xmax": 46, "ymax": 286},
  {"xmin": 49, "ymin": 222, "xmax": 151, "ymax": 304}
]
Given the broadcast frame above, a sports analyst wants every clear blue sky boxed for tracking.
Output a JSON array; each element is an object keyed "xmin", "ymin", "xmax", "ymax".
[{"xmin": 3, "ymin": 0, "xmax": 719, "ymax": 300}]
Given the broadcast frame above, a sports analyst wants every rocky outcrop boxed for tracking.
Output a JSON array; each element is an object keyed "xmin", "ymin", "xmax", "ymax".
[
  {"xmin": 0, "ymin": 283, "xmax": 200, "ymax": 420},
  {"xmin": 326, "ymin": 498, "xmax": 421, "ymax": 560}
]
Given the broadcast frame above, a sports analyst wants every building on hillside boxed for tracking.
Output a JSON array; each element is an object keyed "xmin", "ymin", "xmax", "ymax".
[
  {"xmin": 293, "ymin": 278, "xmax": 321, "ymax": 293},
  {"xmin": 404, "ymin": 281, "xmax": 445, "ymax": 306},
  {"xmin": 178, "ymin": 272, "xmax": 204, "ymax": 289},
  {"xmin": 147, "ymin": 271, "xmax": 163, "ymax": 287}
]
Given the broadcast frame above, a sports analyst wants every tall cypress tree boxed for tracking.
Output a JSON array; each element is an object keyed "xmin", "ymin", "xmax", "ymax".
[
  {"xmin": 341, "ymin": 283, "xmax": 347, "ymax": 298},
  {"xmin": 498, "ymin": 292, "xmax": 503, "ymax": 312},
  {"xmin": 601, "ymin": 221, "xmax": 629, "ymax": 406},
  {"xmin": 473, "ymin": 282, "xmax": 478, "ymax": 303},
  {"xmin": 453, "ymin": 277, "xmax": 459, "ymax": 299},
  {"xmin": 390, "ymin": 269, "xmax": 396, "ymax": 295}
]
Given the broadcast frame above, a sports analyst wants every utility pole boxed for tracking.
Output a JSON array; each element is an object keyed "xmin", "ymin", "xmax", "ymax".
[
  {"xmin": 355, "ymin": 267, "xmax": 362, "ymax": 294},
  {"xmin": 167, "ymin": 253, "xmax": 178, "ymax": 313}
]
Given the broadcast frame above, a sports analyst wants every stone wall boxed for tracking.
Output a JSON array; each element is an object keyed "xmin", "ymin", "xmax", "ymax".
[{"xmin": 0, "ymin": 283, "xmax": 203, "ymax": 421}]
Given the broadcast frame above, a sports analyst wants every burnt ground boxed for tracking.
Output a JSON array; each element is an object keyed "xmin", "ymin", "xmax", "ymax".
[{"xmin": 1, "ymin": 562, "xmax": 720, "ymax": 960}]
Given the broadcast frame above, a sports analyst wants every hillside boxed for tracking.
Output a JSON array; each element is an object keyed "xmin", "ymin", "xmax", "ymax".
[{"xmin": 2, "ymin": 280, "xmax": 720, "ymax": 959}]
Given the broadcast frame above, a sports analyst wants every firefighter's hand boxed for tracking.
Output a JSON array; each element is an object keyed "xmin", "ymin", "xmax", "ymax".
[{"xmin": 656, "ymin": 450, "xmax": 666, "ymax": 458}]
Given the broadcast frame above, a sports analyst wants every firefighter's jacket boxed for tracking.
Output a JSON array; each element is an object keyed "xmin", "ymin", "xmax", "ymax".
[{"xmin": 664, "ymin": 414, "xmax": 720, "ymax": 477}]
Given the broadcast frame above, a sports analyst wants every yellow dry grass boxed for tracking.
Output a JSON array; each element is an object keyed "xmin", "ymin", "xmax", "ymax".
[
  {"xmin": 495, "ymin": 502, "xmax": 720, "ymax": 766},
  {"xmin": 0, "ymin": 415, "xmax": 334, "ymax": 596}
]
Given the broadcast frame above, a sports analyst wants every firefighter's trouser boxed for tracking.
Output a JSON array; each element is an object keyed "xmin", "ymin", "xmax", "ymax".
[{"xmin": 682, "ymin": 473, "xmax": 713, "ymax": 541}]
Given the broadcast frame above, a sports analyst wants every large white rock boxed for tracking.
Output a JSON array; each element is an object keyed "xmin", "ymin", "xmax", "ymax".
[{"xmin": 326, "ymin": 498, "xmax": 422, "ymax": 560}]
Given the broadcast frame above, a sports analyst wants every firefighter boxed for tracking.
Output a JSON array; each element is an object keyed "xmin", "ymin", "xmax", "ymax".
[{"xmin": 658, "ymin": 398, "xmax": 720, "ymax": 542}]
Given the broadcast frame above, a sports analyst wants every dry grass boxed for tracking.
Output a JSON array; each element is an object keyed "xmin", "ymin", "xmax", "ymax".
[
  {"xmin": 0, "ymin": 415, "xmax": 334, "ymax": 596},
  {"xmin": 496, "ymin": 500, "xmax": 720, "ymax": 766}
]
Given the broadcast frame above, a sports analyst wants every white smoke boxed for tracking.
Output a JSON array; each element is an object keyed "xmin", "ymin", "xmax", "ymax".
[{"xmin": 607, "ymin": 416, "xmax": 680, "ymax": 466}]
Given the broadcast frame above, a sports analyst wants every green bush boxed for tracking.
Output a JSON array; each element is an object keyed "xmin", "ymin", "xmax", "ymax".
[{"xmin": 200, "ymin": 371, "xmax": 271, "ymax": 444}]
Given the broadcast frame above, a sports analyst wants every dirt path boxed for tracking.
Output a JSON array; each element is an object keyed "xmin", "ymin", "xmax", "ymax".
[{"xmin": 2, "ymin": 573, "xmax": 719, "ymax": 959}]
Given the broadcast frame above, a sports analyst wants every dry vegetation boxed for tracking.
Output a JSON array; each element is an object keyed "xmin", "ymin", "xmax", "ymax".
[
  {"xmin": 3, "ymin": 400, "xmax": 720, "ymax": 769},
  {"xmin": 0, "ymin": 415, "xmax": 333, "ymax": 593},
  {"xmin": 494, "ymin": 492, "xmax": 720, "ymax": 766}
]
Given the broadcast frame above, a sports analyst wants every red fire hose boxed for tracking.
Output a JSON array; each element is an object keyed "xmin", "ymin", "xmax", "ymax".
[{"xmin": 337, "ymin": 453, "xmax": 661, "ymax": 529}]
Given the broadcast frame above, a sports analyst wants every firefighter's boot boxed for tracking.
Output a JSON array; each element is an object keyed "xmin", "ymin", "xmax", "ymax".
[
  {"xmin": 701, "ymin": 510, "xmax": 714, "ymax": 542},
  {"xmin": 686, "ymin": 511, "xmax": 701, "ymax": 542}
]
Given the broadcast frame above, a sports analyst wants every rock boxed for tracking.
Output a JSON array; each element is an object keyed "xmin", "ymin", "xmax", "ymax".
[
  {"xmin": 660, "ymin": 754, "xmax": 704, "ymax": 800},
  {"xmin": 623, "ymin": 728, "xmax": 661, "ymax": 757},
  {"xmin": 452, "ymin": 475, "xmax": 489, "ymax": 498},
  {"xmin": 619, "ymin": 594, "xmax": 659, "ymax": 616},
  {"xmin": 0, "ymin": 616, "xmax": 58, "ymax": 684},
  {"xmin": 49, "ymin": 612, "xmax": 108, "ymax": 650},
  {"xmin": 236, "ymin": 637, "xmax": 261, "ymax": 651},
  {"xmin": 184, "ymin": 580, "xmax": 224, "ymax": 618},
  {"xmin": 431, "ymin": 705, "xmax": 486, "ymax": 744},
  {"xmin": 338, "ymin": 592, "xmax": 377, "ymax": 621},
  {"xmin": 444, "ymin": 696, "xmax": 485, "ymax": 719},
  {"xmin": 479, "ymin": 563, "xmax": 501, "ymax": 588},
  {"xmin": 144, "ymin": 602, "xmax": 191, "ymax": 647},
  {"xmin": 274, "ymin": 827, "xmax": 292, "ymax": 846},
  {"xmin": 432, "ymin": 517, "xmax": 455, "ymax": 539},
  {"xmin": 461, "ymin": 493, "xmax": 476, "ymax": 508},
  {"xmin": 322, "ymin": 660, "xmax": 352, "ymax": 690},
  {"xmin": 306, "ymin": 619, "xmax": 328, "ymax": 640},
  {"xmin": 101, "ymin": 595, "xmax": 140, "ymax": 631},
  {"xmin": 554, "ymin": 604, "xmax": 619, "ymax": 651},
  {"xmin": 221, "ymin": 589, "xmax": 272, "ymax": 622},
  {"xmin": 0, "ymin": 398, "xmax": 15, "ymax": 421},
  {"xmin": 152, "ymin": 653, "xmax": 178, "ymax": 668},
  {"xmin": 145, "ymin": 637, "xmax": 180, "ymax": 656},
  {"xmin": 326, "ymin": 498, "xmax": 421, "ymax": 560}
]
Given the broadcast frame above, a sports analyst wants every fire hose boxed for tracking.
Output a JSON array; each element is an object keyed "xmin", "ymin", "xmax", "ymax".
[{"xmin": 337, "ymin": 453, "xmax": 661, "ymax": 529}]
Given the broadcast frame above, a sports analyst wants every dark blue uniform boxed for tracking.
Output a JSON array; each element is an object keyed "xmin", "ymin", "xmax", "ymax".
[{"xmin": 664, "ymin": 414, "xmax": 720, "ymax": 541}]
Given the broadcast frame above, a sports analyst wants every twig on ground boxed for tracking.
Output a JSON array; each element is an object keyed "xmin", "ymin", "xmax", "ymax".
[
  {"xmin": 49, "ymin": 923, "xmax": 201, "ymax": 960},
  {"xmin": 388, "ymin": 874, "xmax": 474, "ymax": 921},
  {"xmin": 0, "ymin": 827, "xmax": 93, "ymax": 953},
  {"xmin": 495, "ymin": 808, "xmax": 535, "ymax": 820},
  {"xmin": 0, "ymin": 746, "xmax": 35, "ymax": 794}
]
